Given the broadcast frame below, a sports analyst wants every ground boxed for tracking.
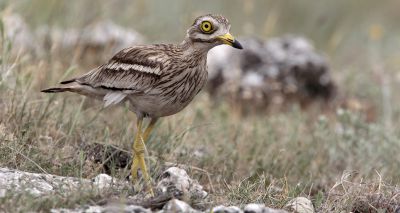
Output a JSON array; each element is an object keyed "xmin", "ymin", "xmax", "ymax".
[{"xmin": 0, "ymin": 0, "xmax": 400, "ymax": 212}]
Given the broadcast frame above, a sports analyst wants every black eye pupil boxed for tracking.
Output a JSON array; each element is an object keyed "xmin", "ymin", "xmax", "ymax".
[{"xmin": 205, "ymin": 24, "xmax": 209, "ymax": 28}]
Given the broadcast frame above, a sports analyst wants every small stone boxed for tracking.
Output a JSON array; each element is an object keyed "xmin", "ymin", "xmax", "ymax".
[
  {"xmin": 212, "ymin": 205, "xmax": 242, "ymax": 213},
  {"xmin": 264, "ymin": 207, "xmax": 289, "ymax": 213},
  {"xmin": 105, "ymin": 204, "xmax": 151, "ymax": 213},
  {"xmin": 124, "ymin": 205, "xmax": 152, "ymax": 213},
  {"xmin": 82, "ymin": 206, "xmax": 103, "ymax": 213},
  {"xmin": 244, "ymin": 204, "xmax": 288, "ymax": 213},
  {"xmin": 52, "ymin": 204, "xmax": 152, "ymax": 213},
  {"xmin": 244, "ymin": 204, "xmax": 265, "ymax": 213},
  {"xmin": 92, "ymin": 174, "xmax": 113, "ymax": 190},
  {"xmin": 156, "ymin": 167, "xmax": 207, "ymax": 201},
  {"xmin": 285, "ymin": 197, "xmax": 314, "ymax": 213},
  {"xmin": 51, "ymin": 205, "xmax": 103, "ymax": 213},
  {"xmin": 161, "ymin": 199, "xmax": 200, "ymax": 213}
]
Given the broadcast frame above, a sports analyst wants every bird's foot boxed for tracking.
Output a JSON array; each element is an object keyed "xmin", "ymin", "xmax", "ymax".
[
  {"xmin": 131, "ymin": 151, "xmax": 154, "ymax": 196},
  {"xmin": 131, "ymin": 154, "xmax": 140, "ymax": 181}
]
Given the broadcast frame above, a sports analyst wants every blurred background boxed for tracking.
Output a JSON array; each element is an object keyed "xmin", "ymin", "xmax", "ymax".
[
  {"xmin": 1, "ymin": 0, "xmax": 400, "ymax": 212},
  {"xmin": 3, "ymin": 0, "xmax": 400, "ymax": 115},
  {"xmin": 6, "ymin": 0, "xmax": 400, "ymax": 43}
]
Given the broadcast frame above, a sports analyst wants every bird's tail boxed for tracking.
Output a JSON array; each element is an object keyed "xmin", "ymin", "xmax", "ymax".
[
  {"xmin": 41, "ymin": 79, "xmax": 76, "ymax": 93},
  {"xmin": 41, "ymin": 87, "xmax": 72, "ymax": 93}
]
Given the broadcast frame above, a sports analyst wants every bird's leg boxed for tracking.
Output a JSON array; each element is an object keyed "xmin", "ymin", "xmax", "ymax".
[
  {"xmin": 131, "ymin": 118, "xmax": 143, "ymax": 181},
  {"xmin": 131, "ymin": 118, "xmax": 158, "ymax": 180},
  {"xmin": 131, "ymin": 117, "xmax": 153, "ymax": 195},
  {"xmin": 142, "ymin": 118, "xmax": 158, "ymax": 143}
]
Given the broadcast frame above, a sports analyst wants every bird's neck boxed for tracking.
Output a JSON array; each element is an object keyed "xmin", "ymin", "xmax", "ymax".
[{"xmin": 180, "ymin": 38, "xmax": 213, "ymax": 57}]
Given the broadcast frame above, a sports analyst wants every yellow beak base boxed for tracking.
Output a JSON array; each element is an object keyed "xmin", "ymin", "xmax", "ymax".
[{"xmin": 217, "ymin": 33, "xmax": 243, "ymax": 49}]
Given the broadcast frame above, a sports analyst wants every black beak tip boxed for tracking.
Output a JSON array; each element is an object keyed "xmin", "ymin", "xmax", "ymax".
[{"xmin": 232, "ymin": 40, "xmax": 243, "ymax": 49}]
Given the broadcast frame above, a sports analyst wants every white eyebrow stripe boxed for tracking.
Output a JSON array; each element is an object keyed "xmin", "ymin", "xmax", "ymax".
[{"xmin": 106, "ymin": 62, "xmax": 161, "ymax": 75}]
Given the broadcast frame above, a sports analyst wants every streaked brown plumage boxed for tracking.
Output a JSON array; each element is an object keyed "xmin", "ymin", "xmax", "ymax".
[{"xmin": 42, "ymin": 14, "xmax": 242, "ymax": 194}]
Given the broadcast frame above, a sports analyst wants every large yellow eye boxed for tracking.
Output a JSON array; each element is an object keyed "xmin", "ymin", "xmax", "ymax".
[{"xmin": 200, "ymin": 21, "xmax": 213, "ymax": 33}]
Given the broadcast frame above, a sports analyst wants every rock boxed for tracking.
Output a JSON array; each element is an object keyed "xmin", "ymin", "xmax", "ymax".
[
  {"xmin": 92, "ymin": 173, "xmax": 115, "ymax": 190},
  {"xmin": 105, "ymin": 203, "xmax": 152, "ymax": 213},
  {"xmin": 1, "ymin": 12, "xmax": 144, "ymax": 65},
  {"xmin": 80, "ymin": 20, "xmax": 144, "ymax": 54},
  {"xmin": 285, "ymin": 197, "xmax": 314, "ymax": 213},
  {"xmin": 0, "ymin": 167, "xmax": 129, "ymax": 198},
  {"xmin": 0, "ymin": 167, "xmax": 85, "ymax": 197},
  {"xmin": 156, "ymin": 167, "xmax": 207, "ymax": 201},
  {"xmin": 51, "ymin": 206, "xmax": 103, "ymax": 213},
  {"xmin": 36, "ymin": 20, "xmax": 144, "ymax": 66},
  {"xmin": 243, "ymin": 203, "xmax": 288, "ymax": 213},
  {"xmin": 0, "ymin": 12, "xmax": 37, "ymax": 88},
  {"xmin": 90, "ymin": 173, "xmax": 129, "ymax": 192},
  {"xmin": 1, "ymin": 12, "xmax": 38, "ymax": 56},
  {"xmin": 211, "ymin": 205, "xmax": 242, "ymax": 213},
  {"xmin": 244, "ymin": 204, "xmax": 264, "ymax": 213},
  {"xmin": 52, "ymin": 204, "xmax": 151, "ymax": 213},
  {"xmin": 159, "ymin": 199, "xmax": 201, "ymax": 213},
  {"xmin": 207, "ymin": 36, "xmax": 336, "ymax": 112}
]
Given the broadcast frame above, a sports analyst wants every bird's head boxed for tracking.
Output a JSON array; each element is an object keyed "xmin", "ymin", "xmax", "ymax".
[{"xmin": 185, "ymin": 14, "xmax": 243, "ymax": 50}]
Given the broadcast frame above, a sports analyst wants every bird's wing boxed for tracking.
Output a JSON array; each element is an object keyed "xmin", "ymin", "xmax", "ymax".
[{"xmin": 74, "ymin": 45, "xmax": 170, "ymax": 94}]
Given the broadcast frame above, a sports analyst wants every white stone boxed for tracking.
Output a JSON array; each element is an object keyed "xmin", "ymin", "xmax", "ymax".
[
  {"xmin": 0, "ymin": 167, "xmax": 69, "ymax": 197},
  {"xmin": 241, "ymin": 72, "xmax": 264, "ymax": 88},
  {"xmin": 212, "ymin": 205, "xmax": 243, "ymax": 213},
  {"xmin": 243, "ymin": 203, "xmax": 288, "ymax": 213},
  {"xmin": 161, "ymin": 199, "xmax": 200, "ymax": 213},
  {"xmin": 156, "ymin": 167, "xmax": 207, "ymax": 200},
  {"xmin": 0, "ymin": 167, "xmax": 129, "ymax": 198},
  {"xmin": 92, "ymin": 173, "xmax": 113, "ymax": 190},
  {"xmin": 2, "ymin": 12, "xmax": 37, "ymax": 55},
  {"xmin": 52, "ymin": 204, "xmax": 151, "ymax": 213},
  {"xmin": 285, "ymin": 197, "xmax": 314, "ymax": 213},
  {"xmin": 244, "ymin": 204, "xmax": 265, "ymax": 213}
]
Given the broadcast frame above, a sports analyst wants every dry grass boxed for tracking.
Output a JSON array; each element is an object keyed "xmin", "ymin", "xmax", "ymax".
[{"xmin": 1, "ymin": 0, "xmax": 400, "ymax": 212}]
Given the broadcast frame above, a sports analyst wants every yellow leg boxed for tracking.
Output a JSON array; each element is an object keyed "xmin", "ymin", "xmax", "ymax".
[
  {"xmin": 131, "ymin": 118, "xmax": 158, "ymax": 180},
  {"xmin": 131, "ymin": 117, "xmax": 158, "ymax": 195},
  {"xmin": 131, "ymin": 118, "xmax": 143, "ymax": 181},
  {"xmin": 142, "ymin": 118, "xmax": 158, "ymax": 142}
]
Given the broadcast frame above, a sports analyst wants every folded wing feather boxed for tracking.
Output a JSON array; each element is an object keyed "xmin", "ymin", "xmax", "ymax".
[
  {"xmin": 75, "ymin": 45, "xmax": 168, "ymax": 93},
  {"xmin": 103, "ymin": 92, "xmax": 128, "ymax": 107}
]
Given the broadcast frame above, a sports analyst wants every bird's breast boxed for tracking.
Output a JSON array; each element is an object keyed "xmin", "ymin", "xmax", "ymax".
[{"xmin": 131, "ymin": 62, "xmax": 208, "ymax": 117}]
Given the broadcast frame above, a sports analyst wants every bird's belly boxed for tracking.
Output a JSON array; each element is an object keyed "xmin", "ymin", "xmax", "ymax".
[
  {"xmin": 128, "ymin": 66, "xmax": 208, "ymax": 117},
  {"xmin": 128, "ymin": 94, "xmax": 194, "ymax": 117}
]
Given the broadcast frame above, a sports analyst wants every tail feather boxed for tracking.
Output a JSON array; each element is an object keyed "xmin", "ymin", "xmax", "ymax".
[
  {"xmin": 41, "ymin": 87, "xmax": 71, "ymax": 93},
  {"xmin": 42, "ymin": 79, "xmax": 77, "ymax": 93},
  {"xmin": 60, "ymin": 79, "xmax": 76, "ymax": 84}
]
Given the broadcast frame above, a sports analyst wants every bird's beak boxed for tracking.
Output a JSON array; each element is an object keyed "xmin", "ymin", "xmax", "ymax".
[{"xmin": 217, "ymin": 33, "xmax": 243, "ymax": 49}]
